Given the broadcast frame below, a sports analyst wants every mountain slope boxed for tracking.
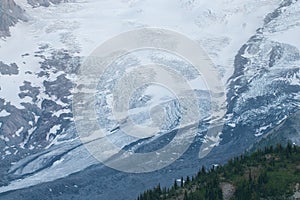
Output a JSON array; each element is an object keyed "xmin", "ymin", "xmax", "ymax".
[
  {"xmin": 214, "ymin": 0, "xmax": 300, "ymax": 163},
  {"xmin": 250, "ymin": 110, "xmax": 300, "ymax": 152},
  {"xmin": 138, "ymin": 144, "xmax": 300, "ymax": 200},
  {"xmin": 0, "ymin": 0, "xmax": 299, "ymax": 199}
]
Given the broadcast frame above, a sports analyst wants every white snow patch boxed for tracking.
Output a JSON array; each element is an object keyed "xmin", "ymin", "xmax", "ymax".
[
  {"xmin": 228, "ymin": 123, "xmax": 236, "ymax": 128},
  {"xmin": 255, "ymin": 124, "xmax": 272, "ymax": 137},
  {"xmin": 47, "ymin": 125, "xmax": 61, "ymax": 140},
  {"xmin": 0, "ymin": 110, "xmax": 10, "ymax": 117},
  {"xmin": 52, "ymin": 158, "xmax": 65, "ymax": 166},
  {"xmin": 15, "ymin": 127, "xmax": 23, "ymax": 137},
  {"xmin": 0, "ymin": 135, "xmax": 10, "ymax": 142}
]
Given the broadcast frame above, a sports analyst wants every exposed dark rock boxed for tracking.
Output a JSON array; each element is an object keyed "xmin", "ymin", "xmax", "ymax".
[
  {"xmin": 0, "ymin": 61, "xmax": 19, "ymax": 75},
  {"xmin": 19, "ymin": 81, "xmax": 40, "ymax": 102},
  {"xmin": 44, "ymin": 74, "xmax": 73, "ymax": 102},
  {"xmin": 41, "ymin": 99, "xmax": 63, "ymax": 112},
  {"xmin": 40, "ymin": 50, "xmax": 80, "ymax": 74},
  {"xmin": 264, "ymin": 0, "xmax": 294, "ymax": 25},
  {"xmin": 0, "ymin": 0, "xmax": 27, "ymax": 37}
]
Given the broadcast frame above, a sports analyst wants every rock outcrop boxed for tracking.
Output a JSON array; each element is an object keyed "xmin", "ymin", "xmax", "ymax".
[{"xmin": 0, "ymin": 0, "xmax": 27, "ymax": 37}]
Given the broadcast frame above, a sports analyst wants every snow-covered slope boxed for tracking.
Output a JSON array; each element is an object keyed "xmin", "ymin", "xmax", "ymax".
[
  {"xmin": 0, "ymin": 0, "xmax": 299, "ymax": 199},
  {"xmin": 224, "ymin": 0, "xmax": 300, "ymax": 144}
]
